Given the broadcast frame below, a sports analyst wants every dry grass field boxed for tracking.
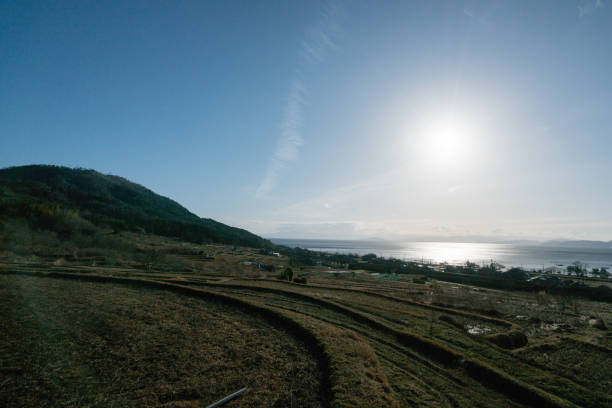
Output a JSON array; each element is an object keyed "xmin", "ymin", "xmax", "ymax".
[
  {"xmin": 0, "ymin": 275, "xmax": 322, "ymax": 408},
  {"xmin": 1, "ymin": 235, "xmax": 612, "ymax": 407}
]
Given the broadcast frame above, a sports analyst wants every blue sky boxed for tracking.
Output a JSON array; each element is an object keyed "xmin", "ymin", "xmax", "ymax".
[{"xmin": 2, "ymin": 1, "xmax": 611, "ymax": 241}]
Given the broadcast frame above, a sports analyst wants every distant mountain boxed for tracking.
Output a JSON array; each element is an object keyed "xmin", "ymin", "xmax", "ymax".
[
  {"xmin": 540, "ymin": 240, "xmax": 612, "ymax": 249},
  {"xmin": 0, "ymin": 165, "xmax": 271, "ymax": 248}
]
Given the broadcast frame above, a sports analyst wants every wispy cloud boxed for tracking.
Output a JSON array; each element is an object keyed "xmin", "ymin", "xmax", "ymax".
[
  {"xmin": 578, "ymin": 0, "xmax": 605, "ymax": 17},
  {"xmin": 276, "ymin": 170, "xmax": 400, "ymax": 220},
  {"xmin": 261, "ymin": 215, "xmax": 612, "ymax": 241},
  {"xmin": 299, "ymin": 1, "xmax": 343, "ymax": 64},
  {"xmin": 447, "ymin": 185, "xmax": 464, "ymax": 193},
  {"xmin": 256, "ymin": 80, "xmax": 306, "ymax": 198},
  {"xmin": 256, "ymin": 1, "xmax": 344, "ymax": 198},
  {"xmin": 463, "ymin": 9, "xmax": 493, "ymax": 30}
]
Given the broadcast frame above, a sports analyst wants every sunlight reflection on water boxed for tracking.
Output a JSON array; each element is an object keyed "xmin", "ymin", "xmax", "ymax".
[
  {"xmin": 272, "ymin": 239, "xmax": 612, "ymax": 270},
  {"xmin": 399, "ymin": 242, "xmax": 516, "ymax": 265}
]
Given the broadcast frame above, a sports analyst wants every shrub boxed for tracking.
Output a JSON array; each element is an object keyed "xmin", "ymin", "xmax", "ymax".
[
  {"xmin": 278, "ymin": 267, "xmax": 294, "ymax": 281},
  {"xmin": 485, "ymin": 328, "xmax": 528, "ymax": 349},
  {"xmin": 362, "ymin": 253, "xmax": 378, "ymax": 261}
]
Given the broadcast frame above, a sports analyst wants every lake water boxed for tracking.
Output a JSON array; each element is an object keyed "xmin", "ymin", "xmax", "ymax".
[{"xmin": 270, "ymin": 239, "xmax": 612, "ymax": 271}]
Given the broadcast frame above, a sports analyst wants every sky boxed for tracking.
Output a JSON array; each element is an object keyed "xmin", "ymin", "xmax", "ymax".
[{"xmin": 1, "ymin": 0, "xmax": 612, "ymax": 241}]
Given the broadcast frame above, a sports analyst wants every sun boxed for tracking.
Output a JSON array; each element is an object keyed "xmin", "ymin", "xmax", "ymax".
[
  {"xmin": 417, "ymin": 114, "xmax": 473, "ymax": 171},
  {"xmin": 401, "ymin": 107, "xmax": 482, "ymax": 175},
  {"xmin": 426, "ymin": 120, "xmax": 465, "ymax": 160}
]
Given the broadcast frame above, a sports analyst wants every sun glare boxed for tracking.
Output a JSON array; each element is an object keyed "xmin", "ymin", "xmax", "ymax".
[
  {"xmin": 426, "ymin": 119, "xmax": 466, "ymax": 161},
  {"xmin": 410, "ymin": 112, "xmax": 476, "ymax": 172}
]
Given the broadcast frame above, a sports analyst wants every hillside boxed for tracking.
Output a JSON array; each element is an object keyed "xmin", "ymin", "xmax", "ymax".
[{"xmin": 0, "ymin": 165, "xmax": 270, "ymax": 248}]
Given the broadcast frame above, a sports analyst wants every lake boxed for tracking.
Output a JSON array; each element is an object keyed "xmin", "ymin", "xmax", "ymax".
[{"xmin": 270, "ymin": 239, "xmax": 612, "ymax": 271}]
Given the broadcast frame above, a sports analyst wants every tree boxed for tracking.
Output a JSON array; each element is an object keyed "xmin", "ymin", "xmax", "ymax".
[
  {"xmin": 593, "ymin": 267, "xmax": 610, "ymax": 279},
  {"xmin": 362, "ymin": 253, "xmax": 377, "ymax": 262},
  {"xmin": 279, "ymin": 267, "xmax": 294, "ymax": 281},
  {"xmin": 144, "ymin": 249, "xmax": 164, "ymax": 272},
  {"xmin": 504, "ymin": 268, "xmax": 528, "ymax": 281},
  {"xmin": 567, "ymin": 261, "xmax": 586, "ymax": 279}
]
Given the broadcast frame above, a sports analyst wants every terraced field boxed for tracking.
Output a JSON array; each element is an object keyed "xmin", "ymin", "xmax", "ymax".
[
  {"xmin": 1, "ymin": 269, "xmax": 611, "ymax": 407},
  {"xmin": 0, "ymin": 275, "xmax": 323, "ymax": 408}
]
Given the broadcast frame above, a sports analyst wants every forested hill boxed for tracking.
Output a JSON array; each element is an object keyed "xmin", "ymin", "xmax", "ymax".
[{"xmin": 0, "ymin": 165, "xmax": 271, "ymax": 248}]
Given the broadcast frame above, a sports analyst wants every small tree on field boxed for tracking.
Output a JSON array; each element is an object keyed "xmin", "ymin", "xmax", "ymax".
[
  {"xmin": 593, "ymin": 267, "xmax": 610, "ymax": 279},
  {"xmin": 280, "ymin": 267, "xmax": 294, "ymax": 281},
  {"xmin": 567, "ymin": 261, "xmax": 586, "ymax": 279},
  {"xmin": 362, "ymin": 253, "xmax": 377, "ymax": 262}
]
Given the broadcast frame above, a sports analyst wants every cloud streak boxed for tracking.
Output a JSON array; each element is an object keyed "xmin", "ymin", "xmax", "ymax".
[
  {"xmin": 256, "ymin": 1, "xmax": 343, "ymax": 198},
  {"xmin": 578, "ymin": 0, "xmax": 604, "ymax": 17}
]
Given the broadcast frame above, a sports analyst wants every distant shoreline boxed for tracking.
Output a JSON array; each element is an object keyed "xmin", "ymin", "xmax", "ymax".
[{"xmin": 270, "ymin": 238, "xmax": 612, "ymax": 271}]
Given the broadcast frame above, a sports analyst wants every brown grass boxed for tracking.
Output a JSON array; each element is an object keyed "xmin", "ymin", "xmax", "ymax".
[
  {"xmin": 2, "ymin": 239, "xmax": 612, "ymax": 408},
  {"xmin": 318, "ymin": 327, "xmax": 399, "ymax": 408},
  {"xmin": 164, "ymin": 277, "xmax": 587, "ymax": 407},
  {"xmin": 0, "ymin": 275, "xmax": 322, "ymax": 407}
]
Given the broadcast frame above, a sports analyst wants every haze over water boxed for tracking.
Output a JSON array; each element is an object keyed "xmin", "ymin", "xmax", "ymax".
[{"xmin": 272, "ymin": 239, "xmax": 612, "ymax": 271}]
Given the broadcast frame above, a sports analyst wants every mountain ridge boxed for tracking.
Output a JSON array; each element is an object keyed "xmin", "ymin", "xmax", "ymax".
[{"xmin": 0, "ymin": 164, "xmax": 270, "ymax": 248}]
